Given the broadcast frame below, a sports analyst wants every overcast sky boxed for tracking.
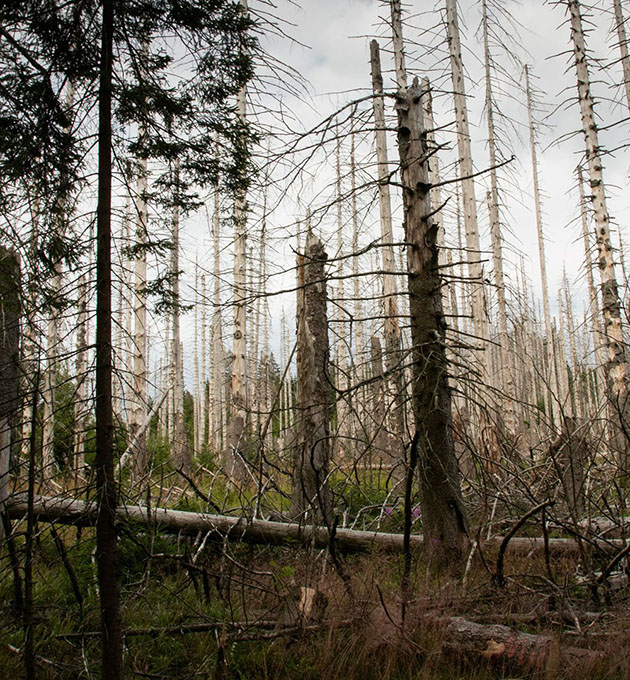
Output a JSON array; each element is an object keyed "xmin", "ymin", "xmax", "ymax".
[
  {"xmin": 175, "ymin": 0, "xmax": 630, "ymax": 383},
  {"xmin": 252, "ymin": 0, "xmax": 630, "ymax": 314}
]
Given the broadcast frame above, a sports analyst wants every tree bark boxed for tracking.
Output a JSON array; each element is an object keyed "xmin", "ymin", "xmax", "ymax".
[
  {"xmin": 94, "ymin": 1, "xmax": 124, "ymax": 675},
  {"xmin": 613, "ymin": 0, "xmax": 630, "ymax": 113},
  {"xmin": 525, "ymin": 64, "xmax": 559, "ymax": 430},
  {"xmin": 567, "ymin": 0, "xmax": 629, "ymax": 470},
  {"xmin": 0, "ymin": 248, "xmax": 21, "ymax": 535},
  {"xmin": 482, "ymin": 0, "xmax": 516, "ymax": 435},
  {"xmin": 395, "ymin": 77, "xmax": 468, "ymax": 574},
  {"xmin": 369, "ymin": 39, "xmax": 405, "ymax": 486},
  {"xmin": 291, "ymin": 231, "xmax": 332, "ymax": 525},
  {"xmin": 445, "ymin": 0, "xmax": 490, "ymax": 364},
  {"xmin": 10, "ymin": 493, "xmax": 621, "ymax": 556},
  {"xmin": 170, "ymin": 161, "xmax": 191, "ymax": 476},
  {"xmin": 226, "ymin": 0, "xmax": 250, "ymax": 483}
]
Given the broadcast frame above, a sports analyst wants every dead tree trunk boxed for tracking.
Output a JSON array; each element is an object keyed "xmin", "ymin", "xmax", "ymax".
[
  {"xmin": 0, "ymin": 248, "xmax": 21, "ymax": 535},
  {"xmin": 130, "ymin": 120, "xmax": 148, "ymax": 483},
  {"xmin": 445, "ymin": 0, "xmax": 490, "ymax": 366},
  {"xmin": 170, "ymin": 163, "xmax": 191, "ymax": 476},
  {"xmin": 369, "ymin": 39, "xmax": 405, "ymax": 489},
  {"xmin": 568, "ymin": 0, "xmax": 630, "ymax": 471},
  {"xmin": 226, "ymin": 0, "xmax": 250, "ymax": 483},
  {"xmin": 291, "ymin": 231, "xmax": 332, "ymax": 525},
  {"xmin": 525, "ymin": 64, "xmax": 559, "ymax": 430},
  {"xmin": 613, "ymin": 0, "xmax": 630, "ymax": 113},
  {"xmin": 482, "ymin": 0, "xmax": 516, "ymax": 436},
  {"xmin": 395, "ymin": 77, "xmax": 468, "ymax": 574}
]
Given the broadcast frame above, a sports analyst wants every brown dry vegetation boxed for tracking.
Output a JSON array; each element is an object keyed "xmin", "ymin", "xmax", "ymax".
[{"xmin": 2, "ymin": 520, "xmax": 630, "ymax": 679}]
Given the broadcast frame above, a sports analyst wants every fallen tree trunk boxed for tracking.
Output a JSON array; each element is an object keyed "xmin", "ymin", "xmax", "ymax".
[
  {"xmin": 440, "ymin": 615, "xmax": 603, "ymax": 673},
  {"xmin": 6, "ymin": 494, "xmax": 628, "ymax": 554}
]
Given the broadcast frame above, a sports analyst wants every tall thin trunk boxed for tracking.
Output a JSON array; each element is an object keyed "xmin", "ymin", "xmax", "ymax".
[
  {"xmin": 525, "ymin": 64, "xmax": 559, "ymax": 429},
  {"xmin": 482, "ymin": 0, "xmax": 516, "ymax": 435},
  {"xmin": 369, "ymin": 39, "xmax": 405, "ymax": 476},
  {"xmin": 211, "ymin": 184, "xmax": 225, "ymax": 454},
  {"xmin": 0, "ymin": 248, "xmax": 20, "ymax": 532},
  {"xmin": 95, "ymin": 1, "xmax": 123, "ymax": 675},
  {"xmin": 73, "ymin": 273, "xmax": 88, "ymax": 479},
  {"xmin": 335, "ymin": 129, "xmax": 349, "ymax": 457},
  {"xmin": 568, "ymin": 0, "xmax": 629, "ymax": 464},
  {"xmin": 613, "ymin": 0, "xmax": 630, "ymax": 112},
  {"xmin": 577, "ymin": 165, "xmax": 607, "ymax": 401},
  {"xmin": 171, "ymin": 162, "xmax": 190, "ymax": 475},
  {"xmin": 200, "ymin": 273, "xmax": 207, "ymax": 452},
  {"xmin": 350, "ymin": 124, "xmax": 364, "ymax": 446},
  {"xmin": 113, "ymin": 191, "xmax": 131, "ymax": 421},
  {"xmin": 226, "ymin": 0, "xmax": 249, "ymax": 481},
  {"xmin": 445, "ymin": 0, "xmax": 489, "ymax": 362},
  {"xmin": 131, "ymin": 109, "xmax": 149, "ymax": 482}
]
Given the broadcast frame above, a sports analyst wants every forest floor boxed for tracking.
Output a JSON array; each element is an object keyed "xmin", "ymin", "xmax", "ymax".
[{"xmin": 2, "ymin": 515, "xmax": 630, "ymax": 680}]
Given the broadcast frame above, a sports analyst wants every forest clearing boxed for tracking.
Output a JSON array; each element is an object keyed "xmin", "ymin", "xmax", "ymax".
[{"xmin": 2, "ymin": 0, "xmax": 630, "ymax": 677}]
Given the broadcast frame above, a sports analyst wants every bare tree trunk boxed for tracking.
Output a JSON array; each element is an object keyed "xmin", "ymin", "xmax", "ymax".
[
  {"xmin": 94, "ymin": 1, "xmax": 124, "ymax": 673},
  {"xmin": 0, "ymin": 248, "xmax": 20, "ymax": 535},
  {"xmin": 350, "ymin": 125, "xmax": 365, "ymax": 450},
  {"xmin": 193, "ymin": 264, "xmax": 201, "ymax": 456},
  {"xmin": 613, "ymin": 0, "xmax": 630, "ymax": 112},
  {"xmin": 525, "ymin": 65, "xmax": 559, "ymax": 430},
  {"xmin": 41, "ymin": 274, "xmax": 60, "ymax": 482},
  {"xmin": 130, "ymin": 119, "xmax": 148, "ymax": 483},
  {"xmin": 334, "ymin": 130, "xmax": 349, "ymax": 459},
  {"xmin": 482, "ymin": 0, "xmax": 516, "ymax": 436},
  {"xmin": 291, "ymin": 231, "xmax": 332, "ymax": 524},
  {"xmin": 369, "ymin": 335, "xmax": 389, "ymax": 462},
  {"xmin": 577, "ymin": 165, "xmax": 606, "ymax": 414},
  {"xmin": 113, "ymin": 192, "xmax": 130, "ymax": 422},
  {"xmin": 226, "ymin": 0, "xmax": 250, "ymax": 482},
  {"xmin": 395, "ymin": 76, "xmax": 467, "ymax": 573},
  {"xmin": 73, "ymin": 273, "xmax": 88, "ymax": 480},
  {"xmin": 445, "ymin": 0, "xmax": 489, "ymax": 364},
  {"xmin": 210, "ymin": 178, "xmax": 224, "ymax": 454},
  {"xmin": 568, "ymin": 0, "xmax": 629, "ymax": 470},
  {"xmin": 369, "ymin": 39, "xmax": 405, "ymax": 483},
  {"xmin": 170, "ymin": 163, "xmax": 191, "ymax": 476},
  {"xmin": 200, "ymin": 273, "xmax": 207, "ymax": 453}
]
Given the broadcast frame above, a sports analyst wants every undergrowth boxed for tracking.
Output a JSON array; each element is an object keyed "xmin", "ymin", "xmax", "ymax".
[{"xmin": 2, "ymin": 520, "xmax": 630, "ymax": 679}]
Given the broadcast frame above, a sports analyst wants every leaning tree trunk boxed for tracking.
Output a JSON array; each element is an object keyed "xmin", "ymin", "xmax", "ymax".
[
  {"xmin": 94, "ymin": 1, "xmax": 124, "ymax": 675},
  {"xmin": 291, "ymin": 231, "xmax": 332, "ymax": 525},
  {"xmin": 568, "ymin": 0, "xmax": 629, "ymax": 471},
  {"xmin": 396, "ymin": 78, "xmax": 468, "ymax": 574}
]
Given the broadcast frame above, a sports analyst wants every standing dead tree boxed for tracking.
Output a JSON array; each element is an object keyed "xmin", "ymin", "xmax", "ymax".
[
  {"xmin": 0, "ymin": 247, "xmax": 20, "ymax": 534},
  {"xmin": 291, "ymin": 230, "xmax": 332, "ymax": 525},
  {"xmin": 395, "ymin": 76, "xmax": 468, "ymax": 574},
  {"xmin": 566, "ymin": 0, "xmax": 630, "ymax": 472}
]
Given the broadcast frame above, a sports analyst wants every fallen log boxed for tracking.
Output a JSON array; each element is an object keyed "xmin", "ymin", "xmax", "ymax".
[
  {"xmin": 5, "ymin": 494, "xmax": 628, "ymax": 554},
  {"xmin": 440, "ymin": 616, "xmax": 603, "ymax": 672},
  {"xmin": 6, "ymin": 494, "xmax": 421, "ymax": 553}
]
